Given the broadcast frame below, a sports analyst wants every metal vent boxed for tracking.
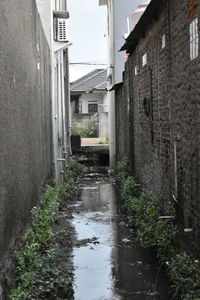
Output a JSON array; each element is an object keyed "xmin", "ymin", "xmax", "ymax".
[{"xmin": 56, "ymin": 18, "xmax": 69, "ymax": 42}]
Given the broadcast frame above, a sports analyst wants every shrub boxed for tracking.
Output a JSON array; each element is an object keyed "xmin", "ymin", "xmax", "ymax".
[
  {"xmin": 115, "ymin": 156, "xmax": 130, "ymax": 184},
  {"xmin": 115, "ymin": 157, "xmax": 200, "ymax": 299},
  {"xmin": 68, "ymin": 160, "xmax": 84, "ymax": 176},
  {"xmin": 168, "ymin": 252, "xmax": 200, "ymax": 299},
  {"xmin": 9, "ymin": 162, "xmax": 82, "ymax": 299},
  {"xmin": 72, "ymin": 114, "xmax": 98, "ymax": 138}
]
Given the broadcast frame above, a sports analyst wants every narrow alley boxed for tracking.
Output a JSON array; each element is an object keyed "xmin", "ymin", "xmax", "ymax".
[{"xmin": 1, "ymin": 0, "xmax": 200, "ymax": 299}]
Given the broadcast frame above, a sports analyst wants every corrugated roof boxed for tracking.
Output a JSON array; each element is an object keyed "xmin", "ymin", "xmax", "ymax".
[
  {"xmin": 120, "ymin": 0, "xmax": 165, "ymax": 52},
  {"xmin": 70, "ymin": 69, "xmax": 107, "ymax": 93}
]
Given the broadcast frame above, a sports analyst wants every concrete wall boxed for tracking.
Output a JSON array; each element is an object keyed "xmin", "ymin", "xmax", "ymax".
[
  {"xmin": 99, "ymin": 112, "xmax": 109, "ymax": 138},
  {"xmin": 0, "ymin": 0, "xmax": 52, "ymax": 286},
  {"xmin": 116, "ymin": 0, "xmax": 200, "ymax": 254}
]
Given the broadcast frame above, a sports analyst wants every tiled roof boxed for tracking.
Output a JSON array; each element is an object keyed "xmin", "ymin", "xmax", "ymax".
[{"xmin": 70, "ymin": 69, "xmax": 107, "ymax": 93}]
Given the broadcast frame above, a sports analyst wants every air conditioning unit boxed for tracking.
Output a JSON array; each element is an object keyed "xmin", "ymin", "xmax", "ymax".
[{"xmin": 55, "ymin": 18, "xmax": 69, "ymax": 42}]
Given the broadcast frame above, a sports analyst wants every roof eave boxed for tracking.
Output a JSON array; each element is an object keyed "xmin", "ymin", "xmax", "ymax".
[
  {"xmin": 99, "ymin": 0, "xmax": 108, "ymax": 6},
  {"xmin": 70, "ymin": 90, "xmax": 86, "ymax": 94}
]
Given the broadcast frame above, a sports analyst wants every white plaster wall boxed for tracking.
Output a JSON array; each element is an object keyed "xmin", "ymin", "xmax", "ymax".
[
  {"xmin": 79, "ymin": 93, "xmax": 103, "ymax": 114},
  {"xmin": 102, "ymin": 93, "xmax": 108, "ymax": 112},
  {"xmin": 35, "ymin": 0, "xmax": 51, "ymax": 47},
  {"xmin": 99, "ymin": 112, "xmax": 108, "ymax": 138}
]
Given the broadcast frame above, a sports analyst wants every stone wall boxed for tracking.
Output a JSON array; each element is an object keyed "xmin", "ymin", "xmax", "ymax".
[
  {"xmin": 0, "ymin": 0, "xmax": 52, "ymax": 291},
  {"xmin": 116, "ymin": 0, "xmax": 200, "ymax": 254}
]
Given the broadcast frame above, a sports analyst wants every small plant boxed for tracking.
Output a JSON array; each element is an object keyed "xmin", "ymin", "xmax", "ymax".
[
  {"xmin": 73, "ymin": 114, "xmax": 98, "ymax": 138},
  {"xmin": 115, "ymin": 156, "xmax": 200, "ymax": 299},
  {"xmin": 115, "ymin": 156, "xmax": 130, "ymax": 184},
  {"xmin": 9, "ymin": 163, "xmax": 82, "ymax": 299},
  {"xmin": 68, "ymin": 160, "xmax": 84, "ymax": 176},
  {"xmin": 168, "ymin": 252, "xmax": 200, "ymax": 299}
]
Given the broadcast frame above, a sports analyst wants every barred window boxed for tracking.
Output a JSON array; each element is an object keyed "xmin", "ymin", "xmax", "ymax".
[
  {"xmin": 142, "ymin": 53, "xmax": 147, "ymax": 66},
  {"xmin": 190, "ymin": 18, "xmax": 199, "ymax": 60}
]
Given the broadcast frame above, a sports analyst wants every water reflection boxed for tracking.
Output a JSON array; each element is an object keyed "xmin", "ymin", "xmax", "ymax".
[{"xmin": 72, "ymin": 174, "xmax": 170, "ymax": 300}]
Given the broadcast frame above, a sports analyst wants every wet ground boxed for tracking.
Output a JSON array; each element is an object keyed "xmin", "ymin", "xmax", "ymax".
[{"xmin": 71, "ymin": 167, "xmax": 170, "ymax": 300}]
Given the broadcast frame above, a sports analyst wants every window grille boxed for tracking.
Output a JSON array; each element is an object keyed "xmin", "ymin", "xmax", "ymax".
[
  {"xmin": 142, "ymin": 53, "xmax": 147, "ymax": 66},
  {"xmin": 190, "ymin": 18, "xmax": 199, "ymax": 60},
  {"xmin": 162, "ymin": 34, "xmax": 166, "ymax": 49}
]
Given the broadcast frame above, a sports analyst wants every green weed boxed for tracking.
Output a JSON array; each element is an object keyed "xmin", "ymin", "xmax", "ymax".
[
  {"xmin": 9, "ymin": 162, "xmax": 82, "ymax": 299},
  {"xmin": 116, "ymin": 157, "xmax": 200, "ymax": 299},
  {"xmin": 72, "ymin": 114, "xmax": 98, "ymax": 138}
]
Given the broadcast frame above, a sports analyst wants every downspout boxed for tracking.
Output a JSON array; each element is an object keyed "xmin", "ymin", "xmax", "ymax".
[
  {"xmin": 65, "ymin": 49, "xmax": 72, "ymax": 161},
  {"xmin": 62, "ymin": 0, "xmax": 71, "ymax": 167},
  {"xmin": 167, "ymin": 0, "xmax": 177, "ymax": 202},
  {"xmin": 50, "ymin": 0, "xmax": 57, "ymax": 179},
  {"xmin": 174, "ymin": 137, "xmax": 178, "ymax": 200},
  {"xmin": 108, "ymin": 0, "xmax": 116, "ymax": 169},
  {"xmin": 63, "ymin": 0, "xmax": 71, "ymax": 165},
  {"xmin": 60, "ymin": 51, "xmax": 67, "ymax": 169}
]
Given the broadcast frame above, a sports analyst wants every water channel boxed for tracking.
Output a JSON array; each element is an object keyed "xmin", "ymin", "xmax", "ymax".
[{"xmin": 71, "ymin": 167, "xmax": 170, "ymax": 300}]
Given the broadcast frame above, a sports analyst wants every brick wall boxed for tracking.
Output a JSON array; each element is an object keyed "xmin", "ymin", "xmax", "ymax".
[{"xmin": 116, "ymin": 0, "xmax": 200, "ymax": 254}]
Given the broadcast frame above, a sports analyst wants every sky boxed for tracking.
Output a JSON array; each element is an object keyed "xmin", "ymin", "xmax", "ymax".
[{"xmin": 68, "ymin": 0, "xmax": 107, "ymax": 82}]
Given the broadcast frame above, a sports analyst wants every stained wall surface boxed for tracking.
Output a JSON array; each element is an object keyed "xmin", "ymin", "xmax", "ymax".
[
  {"xmin": 116, "ymin": 0, "xmax": 200, "ymax": 254},
  {"xmin": 0, "ymin": 0, "xmax": 52, "ymax": 264}
]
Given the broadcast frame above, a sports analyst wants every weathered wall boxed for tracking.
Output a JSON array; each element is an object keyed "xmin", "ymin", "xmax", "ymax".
[
  {"xmin": 115, "ymin": 80, "xmax": 130, "ymax": 165},
  {"xmin": 169, "ymin": 0, "xmax": 200, "ymax": 253},
  {"xmin": 0, "ymin": 0, "xmax": 52, "ymax": 285},
  {"xmin": 116, "ymin": 0, "xmax": 200, "ymax": 254},
  {"xmin": 99, "ymin": 112, "xmax": 108, "ymax": 138}
]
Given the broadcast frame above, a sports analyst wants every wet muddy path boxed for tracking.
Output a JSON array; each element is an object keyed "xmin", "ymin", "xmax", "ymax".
[{"xmin": 71, "ymin": 167, "xmax": 170, "ymax": 300}]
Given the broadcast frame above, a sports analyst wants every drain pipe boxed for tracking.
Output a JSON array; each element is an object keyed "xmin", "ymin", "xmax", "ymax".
[
  {"xmin": 173, "ymin": 134, "xmax": 180, "ymax": 202},
  {"xmin": 108, "ymin": 0, "xmax": 116, "ymax": 169},
  {"xmin": 65, "ymin": 48, "xmax": 72, "ymax": 165}
]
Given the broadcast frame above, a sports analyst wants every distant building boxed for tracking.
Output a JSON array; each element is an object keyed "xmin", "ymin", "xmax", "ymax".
[{"xmin": 70, "ymin": 69, "xmax": 108, "ymax": 139}]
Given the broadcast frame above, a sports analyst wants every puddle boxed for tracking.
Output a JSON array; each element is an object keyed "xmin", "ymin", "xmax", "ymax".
[{"xmin": 72, "ymin": 172, "xmax": 170, "ymax": 300}]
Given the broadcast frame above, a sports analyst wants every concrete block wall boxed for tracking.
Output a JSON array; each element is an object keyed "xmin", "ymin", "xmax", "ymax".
[
  {"xmin": 0, "ymin": 0, "xmax": 52, "ymax": 286},
  {"xmin": 116, "ymin": 0, "xmax": 200, "ymax": 254}
]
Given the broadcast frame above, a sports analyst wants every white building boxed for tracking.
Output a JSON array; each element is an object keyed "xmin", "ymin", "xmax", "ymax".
[
  {"xmin": 70, "ymin": 69, "xmax": 108, "ymax": 140},
  {"xmin": 36, "ymin": 0, "xmax": 71, "ymax": 180},
  {"xmin": 99, "ymin": 0, "xmax": 147, "ymax": 167}
]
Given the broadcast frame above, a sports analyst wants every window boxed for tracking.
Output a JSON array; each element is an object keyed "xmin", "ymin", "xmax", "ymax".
[
  {"xmin": 75, "ymin": 100, "xmax": 82, "ymax": 114},
  {"xmin": 135, "ymin": 66, "xmax": 138, "ymax": 75},
  {"xmin": 88, "ymin": 103, "xmax": 98, "ymax": 113},
  {"xmin": 162, "ymin": 34, "xmax": 166, "ymax": 49},
  {"xmin": 142, "ymin": 53, "xmax": 147, "ymax": 66},
  {"xmin": 190, "ymin": 17, "xmax": 199, "ymax": 60}
]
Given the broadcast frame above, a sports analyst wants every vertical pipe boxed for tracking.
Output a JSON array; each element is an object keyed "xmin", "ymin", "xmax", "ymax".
[
  {"xmin": 108, "ymin": 0, "xmax": 116, "ymax": 169},
  {"xmin": 51, "ymin": 0, "xmax": 57, "ymax": 179},
  {"xmin": 174, "ymin": 139, "xmax": 178, "ymax": 199}
]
